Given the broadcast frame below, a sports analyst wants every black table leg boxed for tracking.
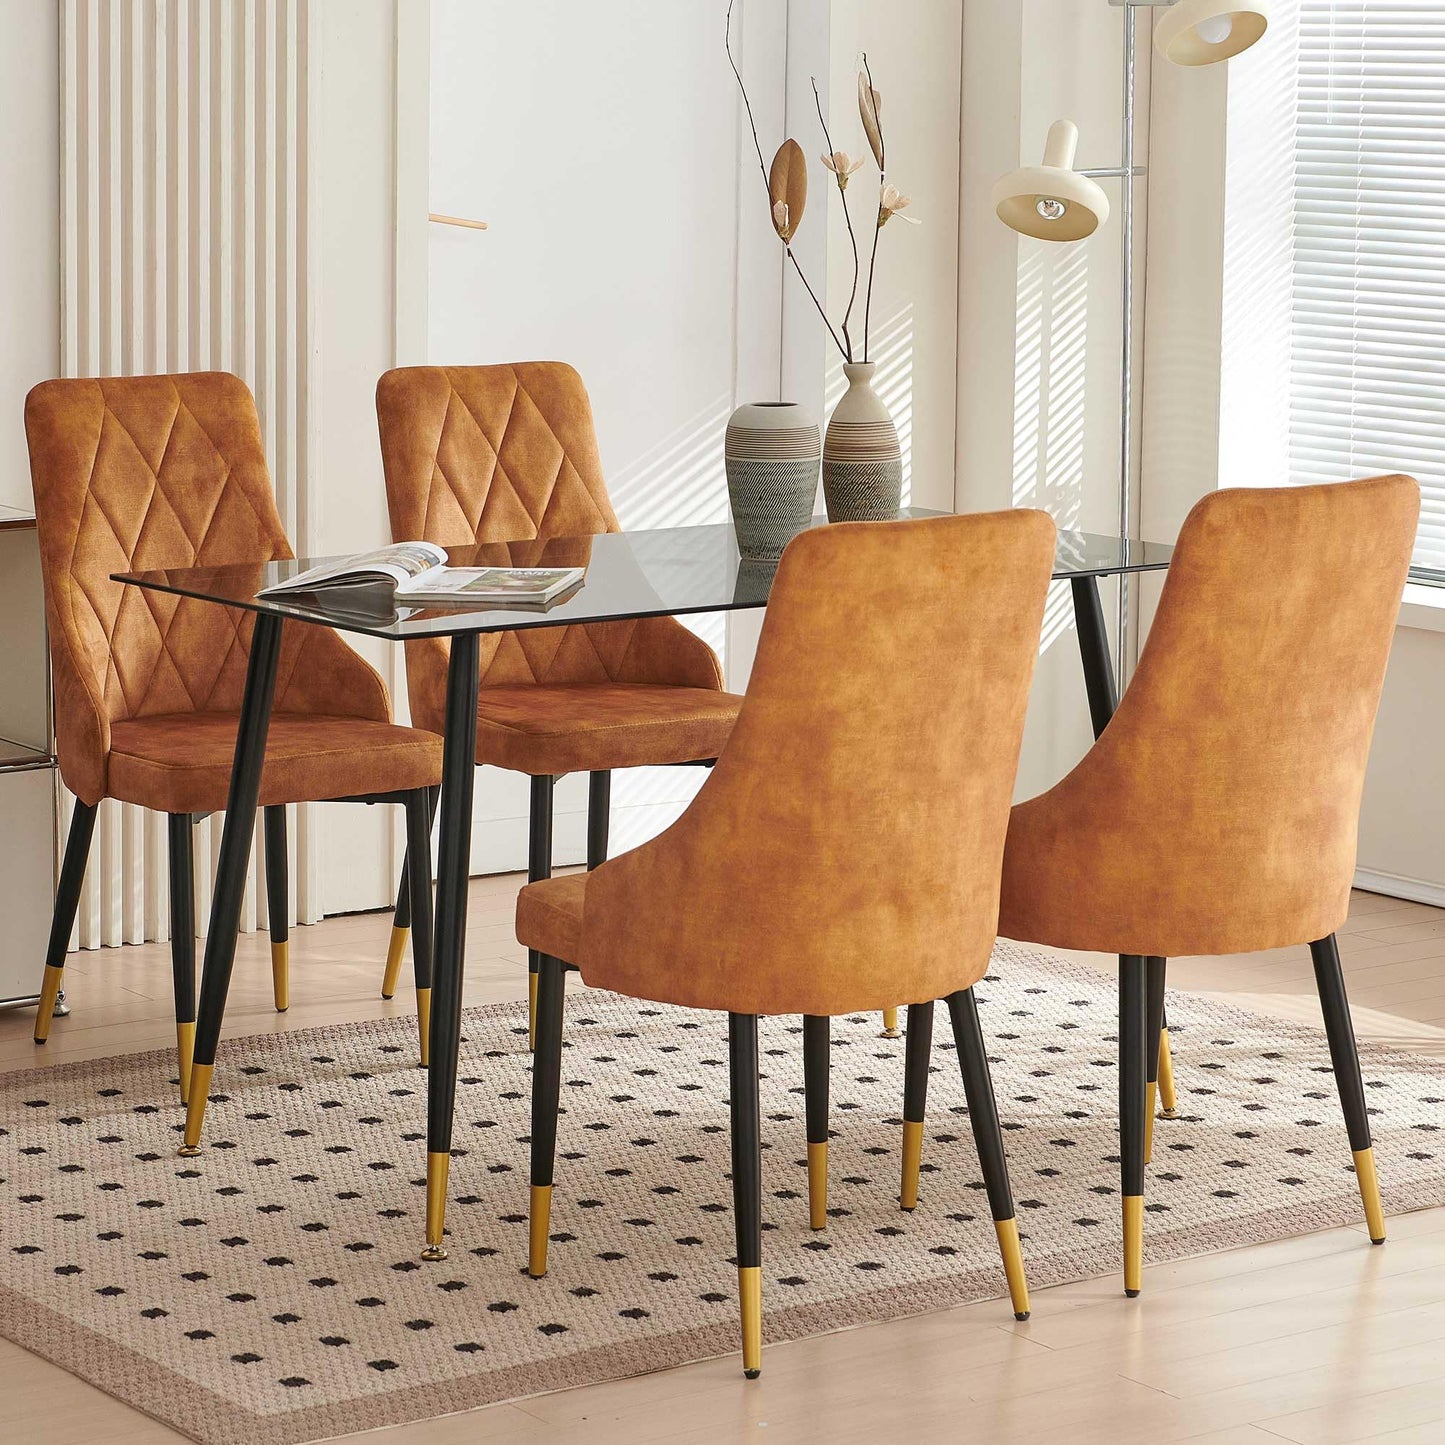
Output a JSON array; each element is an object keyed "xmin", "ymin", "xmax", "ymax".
[
  {"xmin": 1070, "ymin": 574, "xmax": 1118, "ymax": 738},
  {"xmin": 179, "ymin": 612, "xmax": 284, "ymax": 1155},
  {"xmin": 423, "ymin": 632, "xmax": 481, "ymax": 1261}
]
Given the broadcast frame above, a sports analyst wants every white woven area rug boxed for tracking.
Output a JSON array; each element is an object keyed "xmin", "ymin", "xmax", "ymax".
[{"xmin": 2, "ymin": 940, "xmax": 1443, "ymax": 1445}]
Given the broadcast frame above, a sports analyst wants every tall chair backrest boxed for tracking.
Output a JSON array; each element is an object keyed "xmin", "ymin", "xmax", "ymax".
[
  {"xmin": 578, "ymin": 510, "xmax": 1058, "ymax": 1016},
  {"xmin": 375, "ymin": 363, "xmax": 722, "ymax": 734},
  {"xmin": 25, "ymin": 372, "xmax": 390, "ymax": 805},
  {"xmin": 1004, "ymin": 475, "xmax": 1419, "ymax": 955}
]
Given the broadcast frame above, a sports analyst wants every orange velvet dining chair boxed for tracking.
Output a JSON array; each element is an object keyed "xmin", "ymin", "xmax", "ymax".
[
  {"xmin": 515, "ymin": 510, "xmax": 1057, "ymax": 1377},
  {"xmin": 375, "ymin": 362, "xmax": 743, "ymax": 1048},
  {"xmin": 996, "ymin": 476, "xmax": 1420, "ymax": 1297},
  {"xmin": 24, "ymin": 373, "xmax": 443, "ymax": 1097}
]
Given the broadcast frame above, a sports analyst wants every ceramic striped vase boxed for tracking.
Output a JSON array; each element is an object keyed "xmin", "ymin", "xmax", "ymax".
[
  {"xmin": 724, "ymin": 401, "xmax": 820, "ymax": 560},
  {"xmin": 822, "ymin": 362, "xmax": 902, "ymax": 523}
]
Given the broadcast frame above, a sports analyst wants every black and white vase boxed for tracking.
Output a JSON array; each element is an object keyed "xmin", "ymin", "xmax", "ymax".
[
  {"xmin": 724, "ymin": 401, "xmax": 820, "ymax": 561},
  {"xmin": 822, "ymin": 362, "xmax": 903, "ymax": 523}
]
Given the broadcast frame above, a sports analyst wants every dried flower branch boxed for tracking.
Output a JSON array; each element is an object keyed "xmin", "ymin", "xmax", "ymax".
[
  {"xmin": 725, "ymin": 0, "xmax": 847, "ymax": 362},
  {"xmin": 813, "ymin": 77, "xmax": 862, "ymax": 362},
  {"xmin": 860, "ymin": 52, "xmax": 885, "ymax": 363},
  {"xmin": 879, "ymin": 183, "xmax": 920, "ymax": 226}
]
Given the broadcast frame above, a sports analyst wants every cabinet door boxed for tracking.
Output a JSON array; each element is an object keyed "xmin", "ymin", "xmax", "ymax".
[{"xmin": 0, "ymin": 768, "xmax": 56, "ymax": 1004}]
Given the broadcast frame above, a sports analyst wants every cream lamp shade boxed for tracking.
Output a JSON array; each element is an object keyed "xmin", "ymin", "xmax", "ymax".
[
  {"xmin": 992, "ymin": 119, "xmax": 1110, "ymax": 243},
  {"xmin": 1155, "ymin": 0, "xmax": 1269, "ymax": 66}
]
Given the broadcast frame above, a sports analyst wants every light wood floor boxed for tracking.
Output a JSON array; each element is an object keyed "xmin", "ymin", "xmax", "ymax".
[{"xmin": 4, "ymin": 880, "xmax": 1445, "ymax": 1444}]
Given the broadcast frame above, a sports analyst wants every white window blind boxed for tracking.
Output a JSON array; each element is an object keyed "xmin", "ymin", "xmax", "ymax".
[{"xmin": 1290, "ymin": 2, "xmax": 1445, "ymax": 570}]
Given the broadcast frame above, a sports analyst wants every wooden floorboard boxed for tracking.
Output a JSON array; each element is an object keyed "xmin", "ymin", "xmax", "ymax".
[{"xmin": 2, "ymin": 882, "xmax": 1444, "ymax": 1444}]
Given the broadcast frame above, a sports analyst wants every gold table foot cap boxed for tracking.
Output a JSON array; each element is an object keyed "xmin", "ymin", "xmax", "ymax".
[
  {"xmin": 270, "ymin": 941, "xmax": 289, "ymax": 1012},
  {"xmin": 424, "ymin": 1151, "xmax": 451, "ymax": 1261},
  {"xmin": 738, "ymin": 1266, "xmax": 762, "ymax": 1379},
  {"xmin": 176, "ymin": 1021, "xmax": 196, "ymax": 1105},
  {"xmin": 416, "ymin": 986, "xmax": 432, "ymax": 1069},
  {"xmin": 529, "ymin": 1183, "xmax": 553, "ymax": 1277},
  {"xmin": 994, "ymin": 1216, "xmax": 1031, "ymax": 1320},
  {"xmin": 1122, "ymin": 1194, "xmax": 1144, "ymax": 1296},
  {"xmin": 1353, "ymin": 1147, "xmax": 1387, "ymax": 1245},
  {"xmin": 900, "ymin": 1119, "xmax": 923, "ymax": 1211},
  {"xmin": 34, "ymin": 964, "xmax": 65, "ymax": 1044},
  {"xmin": 180, "ymin": 1062, "xmax": 214, "ymax": 1156},
  {"xmin": 807, "ymin": 1141, "xmax": 828, "ymax": 1230},
  {"xmin": 382, "ymin": 925, "xmax": 409, "ymax": 1000},
  {"xmin": 879, "ymin": 1007, "xmax": 901, "ymax": 1039},
  {"xmin": 1158, "ymin": 1108, "xmax": 1179, "ymax": 1120}
]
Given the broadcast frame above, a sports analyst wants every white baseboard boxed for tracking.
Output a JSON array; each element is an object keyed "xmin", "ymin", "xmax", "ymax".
[{"xmin": 1354, "ymin": 867, "xmax": 1445, "ymax": 910}]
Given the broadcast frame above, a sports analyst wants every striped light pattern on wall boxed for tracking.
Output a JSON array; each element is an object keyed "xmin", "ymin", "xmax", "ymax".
[{"xmin": 59, "ymin": 0, "xmax": 320, "ymax": 948}]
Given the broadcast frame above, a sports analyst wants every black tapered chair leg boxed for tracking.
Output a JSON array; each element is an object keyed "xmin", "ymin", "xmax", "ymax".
[
  {"xmin": 34, "ymin": 799, "xmax": 98, "ymax": 1043},
  {"xmin": 1145, "ymin": 956, "xmax": 1166, "ymax": 1162},
  {"xmin": 262, "ymin": 805, "xmax": 289, "ymax": 1012},
  {"xmin": 405, "ymin": 788, "xmax": 436, "ymax": 1067},
  {"xmin": 587, "ymin": 770, "xmax": 611, "ymax": 870},
  {"xmin": 383, "ymin": 847, "xmax": 412, "ymax": 1000},
  {"xmin": 900, "ymin": 1001, "xmax": 935, "ymax": 1210},
  {"xmin": 1312, "ymin": 935, "xmax": 1387, "ymax": 1244},
  {"xmin": 729, "ymin": 1012, "xmax": 763, "ymax": 1378},
  {"xmin": 168, "ymin": 814, "xmax": 197, "ymax": 1102},
  {"xmin": 526, "ymin": 774, "xmax": 555, "ymax": 1050},
  {"xmin": 802, "ymin": 1015, "xmax": 830, "ymax": 1228},
  {"xmin": 385, "ymin": 783, "xmax": 437, "ymax": 1000},
  {"xmin": 527, "ymin": 953, "xmax": 567, "ymax": 1277},
  {"xmin": 1119, "ymin": 954, "xmax": 1149, "ymax": 1296},
  {"xmin": 947, "ymin": 988, "xmax": 1031, "ymax": 1319}
]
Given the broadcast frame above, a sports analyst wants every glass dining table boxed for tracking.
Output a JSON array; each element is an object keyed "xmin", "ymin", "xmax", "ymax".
[{"xmin": 113, "ymin": 508, "xmax": 1173, "ymax": 1259}]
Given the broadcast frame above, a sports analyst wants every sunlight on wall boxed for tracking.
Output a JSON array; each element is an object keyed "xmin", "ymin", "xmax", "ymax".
[{"xmin": 1011, "ymin": 238, "xmax": 1091, "ymax": 654}]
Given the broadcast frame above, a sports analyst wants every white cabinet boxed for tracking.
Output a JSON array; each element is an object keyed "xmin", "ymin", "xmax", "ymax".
[{"xmin": 0, "ymin": 510, "xmax": 57, "ymax": 1007}]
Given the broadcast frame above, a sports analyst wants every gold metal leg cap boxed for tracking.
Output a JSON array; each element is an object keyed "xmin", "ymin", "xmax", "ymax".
[
  {"xmin": 900, "ymin": 1119, "xmax": 924, "ymax": 1211},
  {"xmin": 807, "ymin": 1140, "xmax": 828, "ymax": 1230},
  {"xmin": 1157, "ymin": 1027, "xmax": 1178, "ymax": 1116},
  {"xmin": 179, "ymin": 1062, "xmax": 214, "ymax": 1156},
  {"xmin": 270, "ymin": 941, "xmax": 289, "ymax": 1012},
  {"xmin": 416, "ymin": 986, "xmax": 431, "ymax": 1069},
  {"xmin": 1123, "ymin": 1194, "xmax": 1144, "ymax": 1296},
  {"xmin": 176, "ymin": 1021, "xmax": 196, "ymax": 1105},
  {"xmin": 382, "ymin": 925, "xmax": 409, "ymax": 999},
  {"xmin": 880, "ymin": 1007, "xmax": 901, "ymax": 1039},
  {"xmin": 34, "ymin": 964, "xmax": 64, "ymax": 1044},
  {"xmin": 528, "ymin": 971, "xmax": 538, "ymax": 1052},
  {"xmin": 1353, "ymin": 1147, "xmax": 1387, "ymax": 1244},
  {"xmin": 1144, "ymin": 1080, "xmax": 1158, "ymax": 1165},
  {"xmin": 738, "ymin": 1266, "xmax": 762, "ymax": 1378},
  {"xmin": 994, "ymin": 1216, "xmax": 1031, "ymax": 1320},
  {"xmin": 422, "ymin": 1151, "xmax": 450, "ymax": 1260},
  {"xmin": 528, "ymin": 1183, "xmax": 553, "ymax": 1277}
]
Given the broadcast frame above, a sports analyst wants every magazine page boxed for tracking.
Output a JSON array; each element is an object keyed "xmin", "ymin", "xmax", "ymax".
[
  {"xmin": 397, "ymin": 566, "xmax": 580, "ymax": 600},
  {"xmin": 258, "ymin": 541, "xmax": 449, "ymax": 597}
]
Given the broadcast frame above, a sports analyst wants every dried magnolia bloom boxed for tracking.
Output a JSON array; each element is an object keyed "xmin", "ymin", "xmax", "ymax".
[
  {"xmin": 878, "ymin": 182, "xmax": 919, "ymax": 227},
  {"xmin": 821, "ymin": 150, "xmax": 866, "ymax": 189}
]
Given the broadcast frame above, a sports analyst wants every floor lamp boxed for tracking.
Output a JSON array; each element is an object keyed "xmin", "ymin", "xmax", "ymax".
[{"xmin": 992, "ymin": 0, "xmax": 1270, "ymax": 687}]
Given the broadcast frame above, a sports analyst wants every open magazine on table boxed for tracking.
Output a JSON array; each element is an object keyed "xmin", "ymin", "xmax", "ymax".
[{"xmin": 257, "ymin": 541, "xmax": 585, "ymax": 611}]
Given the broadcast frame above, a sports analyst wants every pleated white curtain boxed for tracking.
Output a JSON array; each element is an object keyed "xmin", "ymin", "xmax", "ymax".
[{"xmin": 59, "ymin": 0, "xmax": 322, "ymax": 947}]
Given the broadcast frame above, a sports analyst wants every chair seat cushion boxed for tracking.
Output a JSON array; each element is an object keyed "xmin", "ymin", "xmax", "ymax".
[
  {"xmin": 474, "ymin": 683, "xmax": 741, "ymax": 774},
  {"xmin": 107, "ymin": 712, "xmax": 443, "ymax": 814},
  {"xmin": 516, "ymin": 872, "xmax": 589, "ymax": 964}
]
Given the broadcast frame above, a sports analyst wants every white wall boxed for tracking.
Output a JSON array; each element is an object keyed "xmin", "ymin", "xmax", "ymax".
[
  {"xmin": 959, "ymin": 0, "xmax": 1142, "ymax": 798},
  {"xmin": 0, "ymin": 0, "xmax": 60, "ymax": 509}
]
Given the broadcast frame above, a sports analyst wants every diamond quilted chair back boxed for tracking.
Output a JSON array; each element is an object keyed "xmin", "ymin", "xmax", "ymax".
[
  {"xmin": 376, "ymin": 362, "xmax": 721, "ymax": 732},
  {"xmin": 25, "ymin": 373, "xmax": 392, "ymax": 805}
]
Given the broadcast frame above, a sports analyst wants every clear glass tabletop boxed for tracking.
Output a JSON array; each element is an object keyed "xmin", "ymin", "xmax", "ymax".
[{"xmin": 112, "ymin": 510, "xmax": 1174, "ymax": 640}]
